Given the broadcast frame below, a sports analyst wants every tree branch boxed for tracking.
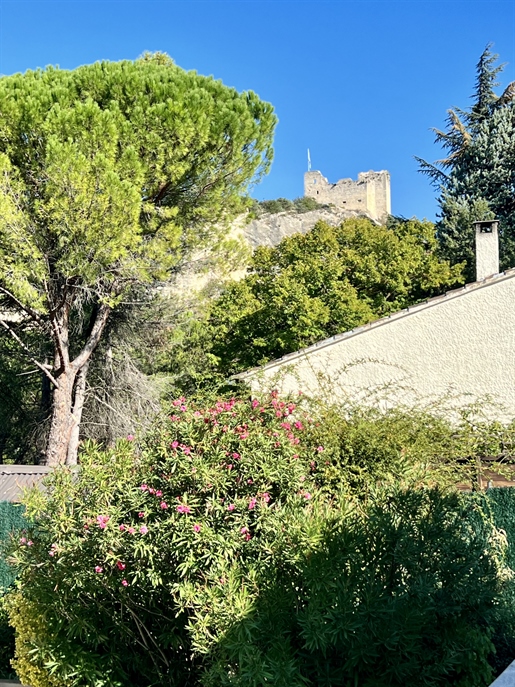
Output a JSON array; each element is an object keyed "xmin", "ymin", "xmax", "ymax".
[
  {"xmin": 72, "ymin": 302, "xmax": 111, "ymax": 370},
  {"xmin": 0, "ymin": 319, "xmax": 59, "ymax": 388},
  {"xmin": 0, "ymin": 286, "xmax": 46, "ymax": 326}
]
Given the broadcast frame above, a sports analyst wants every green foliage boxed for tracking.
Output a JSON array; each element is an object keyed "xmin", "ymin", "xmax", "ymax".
[
  {"xmin": 160, "ymin": 217, "xmax": 464, "ymax": 386},
  {"xmin": 6, "ymin": 395, "xmax": 512, "ymax": 686},
  {"xmin": 0, "ymin": 54, "xmax": 276, "ymax": 464},
  {"xmin": 0, "ymin": 599, "xmax": 15, "ymax": 680},
  {"xmin": 0, "ymin": 331, "xmax": 47, "ymax": 463},
  {"xmin": 417, "ymin": 45, "xmax": 515, "ymax": 279},
  {"xmin": 251, "ymin": 196, "xmax": 325, "ymax": 217}
]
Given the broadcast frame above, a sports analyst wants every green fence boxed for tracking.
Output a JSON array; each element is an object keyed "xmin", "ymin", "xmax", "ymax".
[
  {"xmin": 0, "ymin": 504, "xmax": 26, "ymax": 593},
  {"xmin": 0, "ymin": 502, "xmax": 26, "ymax": 680}
]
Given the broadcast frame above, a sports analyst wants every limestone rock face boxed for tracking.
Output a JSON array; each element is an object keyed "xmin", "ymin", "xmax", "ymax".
[{"xmin": 242, "ymin": 206, "xmax": 372, "ymax": 249}]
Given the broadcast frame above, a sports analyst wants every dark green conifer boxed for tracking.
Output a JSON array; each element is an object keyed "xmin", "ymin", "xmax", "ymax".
[{"xmin": 417, "ymin": 45, "xmax": 515, "ymax": 280}]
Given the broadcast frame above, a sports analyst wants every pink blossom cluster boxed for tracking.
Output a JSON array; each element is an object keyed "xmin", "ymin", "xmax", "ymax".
[
  {"xmin": 19, "ymin": 537, "xmax": 33, "ymax": 546},
  {"xmin": 96, "ymin": 515, "xmax": 110, "ymax": 529},
  {"xmin": 172, "ymin": 397, "xmax": 188, "ymax": 412},
  {"xmin": 176, "ymin": 503, "xmax": 191, "ymax": 514},
  {"xmin": 118, "ymin": 523, "xmax": 148, "ymax": 534},
  {"xmin": 170, "ymin": 440, "xmax": 193, "ymax": 455}
]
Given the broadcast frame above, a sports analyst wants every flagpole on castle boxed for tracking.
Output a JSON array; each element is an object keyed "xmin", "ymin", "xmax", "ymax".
[{"xmin": 307, "ymin": 148, "xmax": 311, "ymax": 172}]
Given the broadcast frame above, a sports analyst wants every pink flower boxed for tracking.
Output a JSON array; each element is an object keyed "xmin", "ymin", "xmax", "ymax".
[
  {"xmin": 49, "ymin": 550, "xmax": 55, "ymax": 557},
  {"xmin": 127, "ymin": 434, "xmax": 134, "ymax": 441},
  {"xmin": 127, "ymin": 527, "xmax": 135, "ymax": 535},
  {"xmin": 232, "ymin": 452, "xmax": 240, "ymax": 460},
  {"xmin": 138, "ymin": 512, "xmax": 145, "ymax": 518},
  {"xmin": 149, "ymin": 488, "xmax": 155, "ymax": 495},
  {"xmin": 299, "ymin": 475, "xmax": 306, "ymax": 482},
  {"xmin": 121, "ymin": 579, "xmax": 128, "ymax": 587},
  {"xmin": 171, "ymin": 441, "xmax": 179, "ymax": 449},
  {"xmin": 176, "ymin": 504, "xmax": 191, "ymax": 514},
  {"xmin": 252, "ymin": 399, "xmax": 259, "ymax": 408},
  {"xmin": 303, "ymin": 492, "xmax": 312, "ymax": 500},
  {"xmin": 27, "ymin": 541, "xmax": 33, "ymax": 546},
  {"xmin": 140, "ymin": 484, "xmax": 148, "ymax": 491},
  {"xmin": 239, "ymin": 432, "xmax": 249, "ymax": 440},
  {"xmin": 275, "ymin": 410, "xmax": 283, "ymax": 418},
  {"xmin": 193, "ymin": 523, "xmax": 201, "ymax": 533},
  {"xmin": 161, "ymin": 501, "xmax": 169, "ymax": 510},
  {"xmin": 227, "ymin": 504, "xmax": 235, "ymax": 511},
  {"xmin": 182, "ymin": 446, "xmax": 191, "ymax": 455},
  {"xmin": 116, "ymin": 561, "xmax": 126, "ymax": 571},
  {"xmin": 119, "ymin": 524, "xmax": 125, "ymax": 532},
  {"xmin": 247, "ymin": 478, "xmax": 253, "ymax": 485},
  {"xmin": 19, "ymin": 537, "xmax": 26, "ymax": 545},
  {"xmin": 292, "ymin": 454, "xmax": 299, "ymax": 460},
  {"xmin": 139, "ymin": 525, "xmax": 148, "ymax": 535},
  {"xmin": 317, "ymin": 446, "xmax": 324, "ymax": 453},
  {"xmin": 172, "ymin": 399, "xmax": 181, "ymax": 406},
  {"xmin": 248, "ymin": 497, "xmax": 257, "ymax": 510},
  {"xmin": 240, "ymin": 526, "xmax": 249, "ymax": 534},
  {"xmin": 262, "ymin": 492, "xmax": 270, "ymax": 503},
  {"xmin": 194, "ymin": 411, "xmax": 202, "ymax": 417},
  {"xmin": 155, "ymin": 490, "xmax": 163, "ymax": 497},
  {"xmin": 95, "ymin": 566, "xmax": 103, "ymax": 573},
  {"xmin": 96, "ymin": 515, "xmax": 110, "ymax": 529},
  {"xmin": 227, "ymin": 464, "xmax": 233, "ymax": 471},
  {"xmin": 294, "ymin": 421, "xmax": 304, "ymax": 430}
]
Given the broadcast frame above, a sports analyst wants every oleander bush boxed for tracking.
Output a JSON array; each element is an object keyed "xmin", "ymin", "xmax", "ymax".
[{"xmin": 5, "ymin": 394, "xmax": 513, "ymax": 686}]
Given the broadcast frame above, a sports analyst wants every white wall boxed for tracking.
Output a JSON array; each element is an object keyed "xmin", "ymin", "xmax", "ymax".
[{"xmin": 244, "ymin": 273, "xmax": 515, "ymax": 419}]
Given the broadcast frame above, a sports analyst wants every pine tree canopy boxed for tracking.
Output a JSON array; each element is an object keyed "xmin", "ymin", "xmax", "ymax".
[{"xmin": 0, "ymin": 55, "xmax": 276, "ymax": 465}]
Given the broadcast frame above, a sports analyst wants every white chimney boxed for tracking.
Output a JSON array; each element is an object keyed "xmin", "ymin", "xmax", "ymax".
[{"xmin": 474, "ymin": 220, "xmax": 499, "ymax": 281}]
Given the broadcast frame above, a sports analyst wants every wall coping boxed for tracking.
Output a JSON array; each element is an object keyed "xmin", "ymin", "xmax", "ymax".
[{"xmin": 489, "ymin": 660, "xmax": 515, "ymax": 686}]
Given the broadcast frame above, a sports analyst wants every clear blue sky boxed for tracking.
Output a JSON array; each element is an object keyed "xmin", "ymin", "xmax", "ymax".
[{"xmin": 0, "ymin": 0, "xmax": 514, "ymax": 220}]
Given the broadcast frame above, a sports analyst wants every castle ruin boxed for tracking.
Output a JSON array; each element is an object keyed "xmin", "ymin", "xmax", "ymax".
[{"xmin": 304, "ymin": 170, "xmax": 391, "ymax": 222}]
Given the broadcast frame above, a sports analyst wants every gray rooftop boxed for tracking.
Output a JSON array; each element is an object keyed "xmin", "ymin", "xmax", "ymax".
[{"xmin": 0, "ymin": 465, "xmax": 51, "ymax": 503}]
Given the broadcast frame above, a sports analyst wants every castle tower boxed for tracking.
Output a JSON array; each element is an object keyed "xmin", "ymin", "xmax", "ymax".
[{"xmin": 304, "ymin": 170, "xmax": 391, "ymax": 222}]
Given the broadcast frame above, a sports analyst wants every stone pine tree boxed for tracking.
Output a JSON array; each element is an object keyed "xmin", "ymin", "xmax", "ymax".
[
  {"xmin": 417, "ymin": 45, "xmax": 515, "ymax": 280},
  {"xmin": 0, "ymin": 54, "xmax": 276, "ymax": 466}
]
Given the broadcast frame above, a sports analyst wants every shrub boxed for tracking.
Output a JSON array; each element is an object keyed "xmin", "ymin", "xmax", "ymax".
[{"xmin": 6, "ymin": 395, "xmax": 511, "ymax": 686}]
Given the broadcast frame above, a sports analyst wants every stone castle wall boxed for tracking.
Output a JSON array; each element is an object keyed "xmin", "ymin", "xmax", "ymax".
[{"xmin": 304, "ymin": 170, "xmax": 391, "ymax": 222}]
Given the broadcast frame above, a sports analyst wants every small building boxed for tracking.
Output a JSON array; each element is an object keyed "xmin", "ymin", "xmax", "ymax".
[{"xmin": 237, "ymin": 221, "xmax": 515, "ymax": 420}]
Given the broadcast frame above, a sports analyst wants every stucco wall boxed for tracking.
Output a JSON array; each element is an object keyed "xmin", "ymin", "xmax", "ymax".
[{"xmin": 243, "ymin": 273, "xmax": 515, "ymax": 419}]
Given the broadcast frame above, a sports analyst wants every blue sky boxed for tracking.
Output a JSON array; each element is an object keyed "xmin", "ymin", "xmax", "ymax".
[{"xmin": 0, "ymin": 0, "xmax": 514, "ymax": 220}]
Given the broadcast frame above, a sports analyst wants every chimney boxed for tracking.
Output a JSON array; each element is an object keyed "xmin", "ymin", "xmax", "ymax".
[{"xmin": 474, "ymin": 220, "xmax": 499, "ymax": 281}]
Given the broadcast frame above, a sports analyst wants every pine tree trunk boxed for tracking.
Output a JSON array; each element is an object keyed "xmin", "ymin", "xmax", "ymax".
[
  {"xmin": 44, "ymin": 301, "xmax": 111, "ymax": 466},
  {"xmin": 66, "ymin": 361, "xmax": 89, "ymax": 465},
  {"xmin": 45, "ymin": 366, "xmax": 77, "ymax": 467}
]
